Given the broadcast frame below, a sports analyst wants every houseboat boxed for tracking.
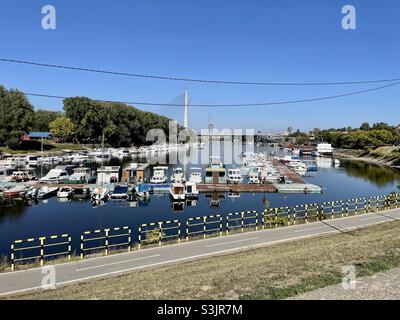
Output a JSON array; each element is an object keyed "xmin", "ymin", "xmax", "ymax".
[
  {"xmin": 150, "ymin": 166, "xmax": 168, "ymax": 184},
  {"xmin": 96, "ymin": 166, "xmax": 121, "ymax": 185},
  {"xmin": 312, "ymin": 143, "xmax": 333, "ymax": 157},
  {"xmin": 226, "ymin": 169, "xmax": 243, "ymax": 184},
  {"xmin": 66, "ymin": 167, "xmax": 96, "ymax": 184},
  {"xmin": 205, "ymin": 156, "xmax": 226, "ymax": 184}
]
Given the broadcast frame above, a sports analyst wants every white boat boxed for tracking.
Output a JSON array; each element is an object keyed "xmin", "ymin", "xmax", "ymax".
[
  {"xmin": 249, "ymin": 172, "xmax": 260, "ymax": 184},
  {"xmin": 5, "ymin": 170, "xmax": 36, "ymax": 182},
  {"xmin": 25, "ymin": 187, "xmax": 38, "ymax": 199},
  {"xmin": 227, "ymin": 169, "xmax": 243, "ymax": 184},
  {"xmin": 333, "ymin": 159, "xmax": 341, "ymax": 166},
  {"xmin": 26, "ymin": 155, "xmax": 39, "ymax": 166},
  {"xmin": 91, "ymin": 186, "xmax": 109, "ymax": 201},
  {"xmin": 117, "ymin": 148, "xmax": 131, "ymax": 158},
  {"xmin": 57, "ymin": 187, "xmax": 74, "ymax": 198},
  {"xmin": 312, "ymin": 143, "xmax": 333, "ymax": 157},
  {"xmin": 3, "ymin": 185, "xmax": 28, "ymax": 199},
  {"xmin": 188, "ymin": 168, "xmax": 202, "ymax": 184},
  {"xmin": 38, "ymin": 186, "xmax": 59, "ymax": 199},
  {"xmin": 169, "ymin": 183, "xmax": 185, "ymax": 201},
  {"xmin": 39, "ymin": 166, "xmax": 71, "ymax": 183},
  {"xmin": 185, "ymin": 182, "xmax": 198, "ymax": 198},
  {"xmin": 68, "ymin": 167, "xmax": 95, "ymax": 184},
  {"xmin": 171, "ymin": 167, "xmax": 185, "ymax": 183},
  {"xmin": 150, "ymin": 166, "xmax": 168, "ymax": 184}
]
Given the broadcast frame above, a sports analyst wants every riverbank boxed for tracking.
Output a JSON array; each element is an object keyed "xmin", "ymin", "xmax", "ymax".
[
  {"xmin": 334, "ymin": 146, "xmax": 400, "ymax": 169},
  {"xmin": 0, "ymin": 143, "xmax": 91, "ymax": 156},
  {"xmin": 4, "ymin": 218, "xmax": 400, "ymax": 300}
]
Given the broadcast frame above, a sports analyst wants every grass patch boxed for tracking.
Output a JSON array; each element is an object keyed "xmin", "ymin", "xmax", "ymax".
[
  {"xmin": 0, "ymin": 142, "xmax": 92, "ymax": 155},
  {"xmin": 4, "ymin": 219, "xmax": 400, "ymax": 300}
]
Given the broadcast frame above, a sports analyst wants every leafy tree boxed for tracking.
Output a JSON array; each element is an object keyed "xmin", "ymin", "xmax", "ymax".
[
  {"xmin": 360, "ymin": 122, "xmax": 371, "ymax": 131},
  {"xmin": 49, "ymin": 117, "xmax": 75, "ymax": 142},
  {"xmin": 33, "ymin": 109, "xmax": 62, "ymax": 132},
  {"xmin": 0, "ymin": 86, "xmax": 34, "ymax": 149}
]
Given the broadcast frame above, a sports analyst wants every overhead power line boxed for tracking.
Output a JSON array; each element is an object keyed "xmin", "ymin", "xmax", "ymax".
[
  {"xmin": 21, "ymin": 80, "xmax": 400, "ymax": 107},
  {"xmin": 1, "ymin": 58, "xmax": 400, "ymax": 86}
]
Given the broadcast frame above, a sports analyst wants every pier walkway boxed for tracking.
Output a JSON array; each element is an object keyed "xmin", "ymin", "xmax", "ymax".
[
  {"xmin": 1, "ymin": 208, "xmax": 399, "ymax": 297},
  {"xmin": 272, "ymin": 159, "xmax": 305, "ymax": 184}
]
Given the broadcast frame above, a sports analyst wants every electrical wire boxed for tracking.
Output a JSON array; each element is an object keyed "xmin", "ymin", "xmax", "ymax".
[{"xmin": 1, "ymin": 58, "xmax": 400, "ymax": 87}]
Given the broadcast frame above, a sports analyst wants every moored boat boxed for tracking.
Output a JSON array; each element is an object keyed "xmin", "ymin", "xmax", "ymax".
[{"xmin": 38, "ymin": 186, "xmax": 59, "ymax": 199}]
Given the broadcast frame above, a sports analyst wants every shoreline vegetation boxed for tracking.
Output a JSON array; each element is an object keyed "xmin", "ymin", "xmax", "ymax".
[
  {"xmin": 3, "ymin": 219, "xmax": 400, "ymax": 300},
  {"xmin": 0, "ymin": 85, "xmax": 176, "ymax": 151},
  {"xmin": 335, "ymin": 146, "xmax": 400, "ymax": 169}
]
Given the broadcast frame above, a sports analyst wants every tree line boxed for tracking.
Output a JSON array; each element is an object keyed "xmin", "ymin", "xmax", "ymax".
[
  {"xmin": 291, "ymin": 122, "xmax": 400, "ymax": 150},
  {"xmin": 0, "ymin": 85, "xmax": 173, "ymax": 149}
]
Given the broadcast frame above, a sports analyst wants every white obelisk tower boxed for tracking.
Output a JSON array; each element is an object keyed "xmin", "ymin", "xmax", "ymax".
[{"xmin": 184, "ymin": 87, "xmax": 188, "ymax": 129}]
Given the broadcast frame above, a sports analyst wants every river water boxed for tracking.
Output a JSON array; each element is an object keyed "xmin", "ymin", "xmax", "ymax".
[{"xmin": 0, "ymin": 144, "xmax": 399, "ymax": 257}]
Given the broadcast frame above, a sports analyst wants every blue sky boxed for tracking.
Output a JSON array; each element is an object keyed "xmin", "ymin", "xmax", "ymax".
[{"xmin": 0, "ymin": 0, "xmax": 399, "ymax": 132}]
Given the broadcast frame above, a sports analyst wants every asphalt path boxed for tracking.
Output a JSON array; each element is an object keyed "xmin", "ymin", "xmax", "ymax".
[{"xmin": 1, "ymin": 208, "xmax": 399, "ymax": 297}]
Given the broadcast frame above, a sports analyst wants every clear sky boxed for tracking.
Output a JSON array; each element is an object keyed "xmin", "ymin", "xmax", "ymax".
[{"xmin": 0, "ymin": 0, "xmax": 399, "ymax": 133}]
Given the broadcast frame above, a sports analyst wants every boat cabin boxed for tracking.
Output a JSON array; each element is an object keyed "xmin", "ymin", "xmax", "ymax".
[{"xmin": 96, "ymin": 166, "xmax": 122, "ymax": 185}]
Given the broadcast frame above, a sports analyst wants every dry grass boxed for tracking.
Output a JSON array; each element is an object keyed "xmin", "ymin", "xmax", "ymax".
[{"xmin": 5, "ymin": 219, "xmax": 400, "ymax": 300}]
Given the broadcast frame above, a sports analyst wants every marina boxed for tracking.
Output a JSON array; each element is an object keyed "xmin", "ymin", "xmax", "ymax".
[{"xmin": 0, "ymin": 143, "xmax": 399, "ymax": 258}]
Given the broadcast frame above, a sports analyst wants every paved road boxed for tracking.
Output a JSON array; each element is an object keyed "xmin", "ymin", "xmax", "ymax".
[{"xmin": 1, "ymin": 209, "xmax": 399, "ymax": 297}]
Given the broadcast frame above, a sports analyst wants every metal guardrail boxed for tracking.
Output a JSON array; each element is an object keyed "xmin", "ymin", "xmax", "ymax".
[
  {"xmin": 138, "ymin": 220, "xmax": 181, "ymax": 249},
  {"xmin": 186, "ymin": 215, "xmax": 222, "ymax": 241},
  {"xmin": 9, "ymin": 192, "xmax": 400, "ymax": 271},
  {"xmin": 11, "ymin": 234, "xmax": 71, "ymax": 271},
  {"xmin": 226, "ymin": 211, "xmax": 259, "ymax": 234},
  {"xmin": 80, "ymin": 227, "xmax": 131, "ymax": 259}
]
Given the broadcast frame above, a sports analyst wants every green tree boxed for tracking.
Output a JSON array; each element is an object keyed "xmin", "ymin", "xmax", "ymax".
[
  {"xmin": 0, "ymin": 86, "xmax": 34, "ymax": 149},
  {"xmin": 33, "ymin": 109, "xmax": 62, "ymax": 132},
  {"xmin": 49, "ymin": 117, "xmax": 75, "ymax": 142}
]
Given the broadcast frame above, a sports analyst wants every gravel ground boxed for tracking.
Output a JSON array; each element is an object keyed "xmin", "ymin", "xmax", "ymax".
[{"xmin": 291, "ymin": 267, "xmax": 400, "ymax": 300}]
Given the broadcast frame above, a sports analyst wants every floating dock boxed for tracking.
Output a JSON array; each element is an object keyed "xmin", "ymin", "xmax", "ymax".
[
  {"xmin": 197, "ymin": 183, "xmax": 278, "ymax": 193},
  {"xmin": 272, "ymin": 159, "xmax": 306, "ymax": 183},
  {"xmin": 273, "ymin": 183, "xmax": 322, "ymax": 194}
]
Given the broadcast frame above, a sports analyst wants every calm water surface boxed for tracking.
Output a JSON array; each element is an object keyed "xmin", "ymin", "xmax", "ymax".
[{"xmin": 0, "ymin": 144, "xmax": 399, "ymax": 257}]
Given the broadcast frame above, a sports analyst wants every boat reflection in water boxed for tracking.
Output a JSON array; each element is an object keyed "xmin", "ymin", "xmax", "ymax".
[{"xmin": 205, "ymin": 192, "xmax": 226, "ymax": 209}]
